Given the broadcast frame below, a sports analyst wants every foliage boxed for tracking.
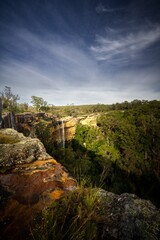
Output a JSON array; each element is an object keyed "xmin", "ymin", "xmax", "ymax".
[
  {"xmin": 17, "ymin": 102, "xmax": 29, "ymax": 113},
  {"xmin": 31, "ymin": 96, "xmax": 49, "ymax": 112},
  {"xmin": 35, "ymin": 121, "xmax": 54, "ymax": 154},
  {"xmin": 96, "ymin": 103, "xmax": 160, "ymax": 204},
  {"xmin": 34, "ymin": 100, "xmax": 160, "ymax": 207},
  {"xmin": 0, "ymin": 86, "xmax": 20, "ymax": 113},
  {"xmin": 32, "ymin": 186, "xmax": 104, "ymax": 240},
  {"xmin": 45, "ymin": 100, "xmax": 153, "ymax": 118}
]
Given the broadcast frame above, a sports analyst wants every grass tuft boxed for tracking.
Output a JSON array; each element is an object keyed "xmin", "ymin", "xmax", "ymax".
[{"xmin": 32, "ymin": 184, "xmax": 104, "ymax": 240}]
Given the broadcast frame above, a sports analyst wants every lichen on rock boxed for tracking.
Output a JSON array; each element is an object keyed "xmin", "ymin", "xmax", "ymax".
[
  {"xmin": 0, "ymin": 128, "xmax": 51, "ymax": 168},
  {"xmin": 100, "ymin": 191, "xmax": 160, "ymax": 240}
]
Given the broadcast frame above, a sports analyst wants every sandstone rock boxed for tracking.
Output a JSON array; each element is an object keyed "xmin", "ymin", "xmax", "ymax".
[
  {"xmin": 52, "ymin": 115, "xmax": 98, "ymax": 143},
  {"xmin": 53, "ymin": 119, "xmax": 78, "ymax": 142},
  {"xmin": 8, "ymin": 113, "xmax": 98, "ymax": 142},
  {"xmin": 98, "ymin": 190, "xmax": 160, "ymax": 240},
  {"xmin": 1, "ymin": 128, "xmax": 158, "ymax": 240},
  {"xmin": 0, "ymin": 128, "xmax": 51, "ymax": 169},
  {"xmin": 0, "ymin": 129, "xmax": 77, "ymax": 240},
  {"xmin": 79, "ymin": 114, "xmax": 98, "ymax": 126},
  {"xmin": 0, "ymin": 128, "xmax": 26, "ymax": 141}
]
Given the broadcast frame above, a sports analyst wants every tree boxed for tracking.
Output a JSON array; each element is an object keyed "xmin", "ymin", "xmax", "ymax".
[
  {"xmin": 0, "ymin": 86, "xmax": 20, "ymax": 128},
  {"xmin": 1, "ymin": 86, "xmax": 20, "ymax": 112},
  {"xmin": 17, "ymin": 103, "xmax": 29, "ymax": 113},
  {"xmin": 31, "ymin": 96, "xmax": 48, "ymax": 112}
]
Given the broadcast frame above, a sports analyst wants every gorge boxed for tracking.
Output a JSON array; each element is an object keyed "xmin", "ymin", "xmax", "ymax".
[
  {"xmin": 0, "ymin": 102, "xmax": 160, "ymax": 239},
  {"xmin": 0, "ymin": 128, "xmax": 160, "ymax": 240}
]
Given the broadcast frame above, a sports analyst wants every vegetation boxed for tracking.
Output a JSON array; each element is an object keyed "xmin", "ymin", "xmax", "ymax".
[
  {"xmin": 31, "ymin": 96, "xmax": 49, "ymax": 112},
  {"xmin": 35, "ymin": 100, "xmax": 160, "ymax": 207},
  {"xmin": 1, "ymin": 88, "xmax": 159, "ymax": 239},
  {"xmin": 32, "ymin": 185, "xmax": 104, "ymax": 240},
  {"xmin": 0, "ymin": 87, "xmax": 159, "ymax": 205},
  {"xmin": 0, "ymin": 86, "xmax": 20, "ymax": 113}
]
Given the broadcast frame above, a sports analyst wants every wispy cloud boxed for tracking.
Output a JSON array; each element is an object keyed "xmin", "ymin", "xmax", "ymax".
[
  {"xmin": 91, "ymin": 25, "xmax": 160, "ymax": 64},
  {"xmin": 96, "ymin": 2, "xmax": 124, "ymax": 14},
  {"xmin": 0, "ymin": 27, "xmax": 103, "ymax": 104},
  {"xmin": 0, "ymin": 27, "xmax": 97, "ymax": 80},
  {"xmin": 0, "ymin": 1, "xmax": 160, "ymax": 105}
]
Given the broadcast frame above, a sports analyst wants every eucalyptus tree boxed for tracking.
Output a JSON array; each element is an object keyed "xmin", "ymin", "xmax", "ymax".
[{"xmin": 31, "ymin": 96, "xmax": 49, "ymax": 112}]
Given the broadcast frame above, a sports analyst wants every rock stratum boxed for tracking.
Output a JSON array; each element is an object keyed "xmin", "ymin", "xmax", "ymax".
[
  {"xmin": 2, "ymin": 112, "xmax": 98, "ymax": 141},
  {"xmin": 0, "ymin": 128, "xmax": 159, "ymax": 240},
  {"xmin": 0, "ymin": 128, "xmax": 77, "ymax": 240}
]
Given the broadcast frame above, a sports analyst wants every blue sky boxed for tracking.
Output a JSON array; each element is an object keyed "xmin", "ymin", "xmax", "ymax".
[{"xmin": 0, "ymin": 0, "xmax": 160, "ymax": 105}]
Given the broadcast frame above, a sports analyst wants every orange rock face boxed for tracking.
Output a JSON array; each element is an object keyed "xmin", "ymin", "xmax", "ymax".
[{"xmin": 0, "ymin": 129, "xmax": 77, "ymax": 240}]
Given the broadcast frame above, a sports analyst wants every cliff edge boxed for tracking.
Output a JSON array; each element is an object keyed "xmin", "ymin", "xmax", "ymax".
[
  {"xmin": 0, "ymin": 129, "xmax": 159, "ymax": 240},
  {"xmin": 0, "ymin": 128, "xmax": 77, "ymax": 240}
]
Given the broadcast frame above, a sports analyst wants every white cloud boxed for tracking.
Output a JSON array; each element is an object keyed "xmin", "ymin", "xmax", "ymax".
[
  {"xmin": 0, "ymin": 27, "xmax": 160, "ymax": 105},
  {"xmin": 0, "ymin": 1, "xmax": 160, "ymax": 106},
  {"xmin": 91, "ymin": 25, "xmax": 160, "ymax": 63},
  {"xmin": 1, "ymin": 57, "xmax": 159, "ymax": 105}
]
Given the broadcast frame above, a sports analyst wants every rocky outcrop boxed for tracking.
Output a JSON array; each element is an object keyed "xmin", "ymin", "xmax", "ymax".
[
  {"xmin": 0, "ymin": 128, "xmax": 50, "ymax": 168},
  {"xmin": 79, "ymin": 114, "xmax": 97, "ymax": 126},
  {"xmin": 31, "ymin": 188, "xmax": 160, "ymax": 240},
  {"xmin": 99, "ymin": 190, "xmax": 160, "ymax": 239},
  {"xmin": 0, "ymin": 129, "xmax": 159, "ymax": 240},
  {"xmin": 0, "ymin": 129, "xmax": 77, "ymax": 240},
  {"xmin": 2, "ymin": 112, "xmax": 98, "ymax": 141},
  {"xmin": 52, "ymin": 114, "xmax": 98, "ymax": 143},
  {"xmin": 52, "ymin": 118, "xmax": 78, "ymax": 143}
]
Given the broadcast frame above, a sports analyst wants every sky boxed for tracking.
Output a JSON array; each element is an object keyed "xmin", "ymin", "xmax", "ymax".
[{"xmin": 0, "ymin": 0, "xmax": 160, "ymax": 105}]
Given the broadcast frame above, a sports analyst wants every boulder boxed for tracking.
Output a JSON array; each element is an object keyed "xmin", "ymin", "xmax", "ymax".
[
  {"xmin": 99, "ymin": 190, "xmax": 160, "ymax": 240},
  {"xmin": 0, "ymin": 128, "xmax": 51, "ymax": 168}
]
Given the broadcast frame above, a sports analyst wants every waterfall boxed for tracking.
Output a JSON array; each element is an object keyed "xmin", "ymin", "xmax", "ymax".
[
  {"xmin": 6, "ymin": 112, "xmax": 15, "ymax": 129},
  {"xmin": 11, "ymin": 112, "xmax": 15, "ymax": 129},
  {"xmin": 0, "ymin": 98, "xmax": 2, "ymax": 128},
  {"xmin": 61, "ymin": 120, "xmax": 65, "ymax": 148},
  {"xmin": 57, "ymin": 123, "xmax": 61, "ymax": 143}
]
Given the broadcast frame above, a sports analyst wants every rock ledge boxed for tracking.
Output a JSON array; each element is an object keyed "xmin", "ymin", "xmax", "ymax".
[{"xmin": 0, "ymin": 129, "xmax": 77, "ymax": 240}]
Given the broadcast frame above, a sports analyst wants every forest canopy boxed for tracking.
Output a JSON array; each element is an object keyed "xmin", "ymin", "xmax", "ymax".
[{"xmin": 34, "ymin": 100, "xmax": 160, "ymax": 207}]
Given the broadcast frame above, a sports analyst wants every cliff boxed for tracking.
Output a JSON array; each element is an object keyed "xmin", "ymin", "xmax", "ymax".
[
  {"xmin": 0, "ymin": 128, "xmax": 77, "ymax": 240},
  {"xmin": 47, "ymin": 114, "xmax": 98, "ymax": 143},
  {"xmin": 0, "ymin": 129, "xmax": 159, "ymax": 240},
  {"xmin": 2, "ymin": 112, "xmax": 98, "ymax": 141}
]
